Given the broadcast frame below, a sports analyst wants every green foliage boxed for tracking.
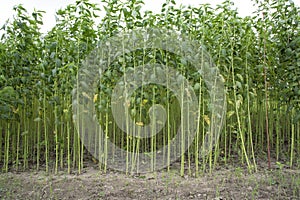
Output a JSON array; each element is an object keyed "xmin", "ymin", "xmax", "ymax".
[{"xmin": 0, "ymin": 0, "xmax": 299, "ymax": 174}]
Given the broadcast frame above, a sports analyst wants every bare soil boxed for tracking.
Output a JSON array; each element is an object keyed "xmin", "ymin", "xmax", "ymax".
[{"xmin": 0, "ymin": 163, "xmax": 300, "ymax": 200}]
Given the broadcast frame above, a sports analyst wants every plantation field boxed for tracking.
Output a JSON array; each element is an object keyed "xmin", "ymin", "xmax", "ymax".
[
  {"xmin": 1, "ymin": 162, "xmax": 300, "ymax": 199},
  {"xmin": 0, "ymin": 0, "xmax": 300, "ymax": 199}
]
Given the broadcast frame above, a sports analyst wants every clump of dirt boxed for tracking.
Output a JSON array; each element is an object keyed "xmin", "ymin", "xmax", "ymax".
[{"xmin": 0, "ymin": 165, "xmax": 299, "ymax": 199}]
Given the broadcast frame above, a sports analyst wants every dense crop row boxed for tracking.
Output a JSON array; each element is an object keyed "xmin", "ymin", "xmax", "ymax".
[{"xmin": 0, "ymin": 0, "xmax": 299, "ymax": 175}]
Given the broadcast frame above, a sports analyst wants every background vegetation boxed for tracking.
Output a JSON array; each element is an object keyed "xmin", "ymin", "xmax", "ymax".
[{"xmin": 0, "ymin": 0, "xmax": 299, "ymax": 176}]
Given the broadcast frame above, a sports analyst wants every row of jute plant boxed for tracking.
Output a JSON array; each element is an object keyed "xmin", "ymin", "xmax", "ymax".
[{"xmin": 0, "ymin": 0, "xmax": 299, "ymax": 176}]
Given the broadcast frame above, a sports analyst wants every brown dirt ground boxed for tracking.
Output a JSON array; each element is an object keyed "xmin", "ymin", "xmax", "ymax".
[{"xmin": 0, "ymin": 163, "xmax": 300, "ymax": 200}]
